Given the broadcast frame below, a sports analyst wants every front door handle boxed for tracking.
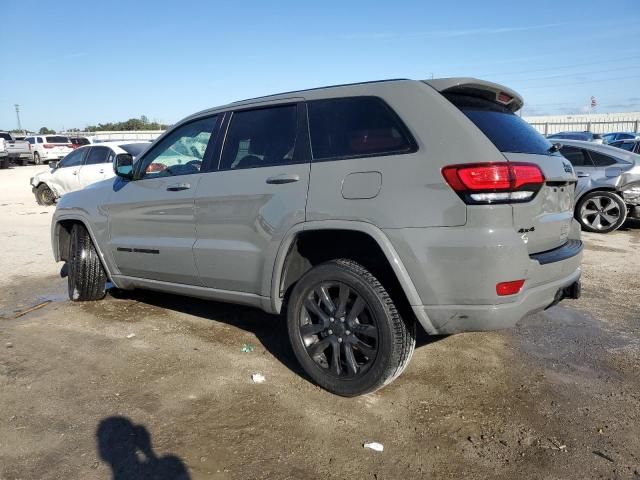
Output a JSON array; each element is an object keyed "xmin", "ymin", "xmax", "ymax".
[
  {"xmin": 576, "ymin": 172, "xmax": 590, "ymax": 178},
  {"xmin": 167, "ymin": 182, "xmax": 191, "ymax": 191},
  {"xmin": 266, "ymin": 173, "xmax": 300, "ymax": 185},
  {"xmin": 72, "ymin": 170, "xmax": 78, "ymax": 175}
]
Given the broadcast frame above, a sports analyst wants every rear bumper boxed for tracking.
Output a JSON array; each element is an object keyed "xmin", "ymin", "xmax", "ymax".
[
  {"xmin": 416, "ymin": 268, "xmax": 581, "ymax": 334},
  {"xmin": 384, "ymin": 216, "xmax": 583, "ymax": 335}
]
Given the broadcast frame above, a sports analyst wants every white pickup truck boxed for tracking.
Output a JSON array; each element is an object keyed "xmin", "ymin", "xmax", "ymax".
[{"xmin": 0, "ymin": 132, "xmax": 31, "ymax": 168}]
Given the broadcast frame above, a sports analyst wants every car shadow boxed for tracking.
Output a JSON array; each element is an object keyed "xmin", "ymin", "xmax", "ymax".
[
  {"xmin": 109, "ymin": 288, "xmax": 445, "ymax": 380},
  {"xmin": 618, "ymin": 218, "xmax": 640, "ymax": 231},
  {"xmin": 96, "ymin": 416, "xmax": 190, "ymax": 480}
]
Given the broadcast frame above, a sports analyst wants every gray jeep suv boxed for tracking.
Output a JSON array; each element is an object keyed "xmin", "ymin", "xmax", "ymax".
[{"xmin": 51, "ymin": 78, "xmax": 582, "ymax": 396}]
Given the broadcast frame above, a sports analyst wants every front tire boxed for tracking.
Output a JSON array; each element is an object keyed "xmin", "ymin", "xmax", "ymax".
[
  {"xmin": 33, "ymin": 152, "xmax": 41, "ymax": 165},
  {"xmin": 287, "ymin": 259, "xmax": 415, "ymax": 396},
  {"xmin": 35, "ymin": 184, "xmax": 55, "ymax": 206},
  {"xmin": 576, "ymin": 191, "xmax": 627, "ymax": 233},
  {"xmin": 67, "ymin": 224, "xmax": 107, "ymax": 301}
]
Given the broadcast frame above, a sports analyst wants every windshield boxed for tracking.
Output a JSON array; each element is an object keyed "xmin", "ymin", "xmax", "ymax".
[
  {"xmin": 120, "ymin": 143, "xmax": 150, "ymax": 157},
  {"xmin": 445, "ymin": 93, "xmax": 554, "ymax": 155}
]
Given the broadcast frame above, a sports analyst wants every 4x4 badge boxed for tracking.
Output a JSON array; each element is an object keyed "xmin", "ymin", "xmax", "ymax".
[{"xmin": 563, "ymin": 161, "xmax": 573, "ymax": 174}]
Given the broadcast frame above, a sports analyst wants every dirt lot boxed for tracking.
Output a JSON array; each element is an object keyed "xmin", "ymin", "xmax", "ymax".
[{"xmin": 1, "ymin": 165, "xmax": 639, "ymax": 480}]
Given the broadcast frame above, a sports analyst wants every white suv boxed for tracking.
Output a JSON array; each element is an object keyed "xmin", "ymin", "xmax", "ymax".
[
  {"xmin": 24, "ymin": 135, "xmax": 74, "ymax": 164},
  {"xmin": 31, "ymin": 141, "xmax": 150, "ymax": 205}
]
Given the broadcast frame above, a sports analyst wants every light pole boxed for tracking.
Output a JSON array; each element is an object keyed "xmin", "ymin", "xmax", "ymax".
[{"xmin": 14, "ymin": 104, "xmax": 24, "ymax": 135}]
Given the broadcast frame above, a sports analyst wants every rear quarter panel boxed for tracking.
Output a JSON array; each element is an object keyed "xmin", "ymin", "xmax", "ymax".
[{"xmin": 305, "ymin": 81, "xmax": 503, "ymax": 228}]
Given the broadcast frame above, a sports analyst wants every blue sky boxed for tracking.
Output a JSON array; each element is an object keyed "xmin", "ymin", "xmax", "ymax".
[{"xmin": 1, "ymin": 0, "xmax": 639, "ymax": 131}]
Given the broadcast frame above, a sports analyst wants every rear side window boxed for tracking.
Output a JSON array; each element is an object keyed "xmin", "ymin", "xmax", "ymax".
[
  {"xmin": 220, "ymin": 105, "xmax": 298, "ymax": 170},
  {"xmin": 588, "ymin": 151, "xmax": 618, "ymax": 166},
  {"xmin": 37, "ymin": 137, "xmax": 44, "ymax": 144},
  {"xmin": 85, "ymin": 146, "xmax": 112, "ymax": 165},
  {"xmin": 446, "ymin": 94, "xmax": 553, "ymax": 155},
  {"xmin": 307, "ymin": 97, "xmax": 415, "ymax": 161},
  {"xmin": 559, "ymin": 146, "xmax": 594, "ymax": 167},
  {"xmin": 46, "ymin": 136, "xmax": 70, "ymax": 143}
]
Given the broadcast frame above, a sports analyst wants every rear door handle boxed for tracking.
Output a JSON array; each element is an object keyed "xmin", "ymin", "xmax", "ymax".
[
  {"xmin": 167, "ymin": 182, "xmax": 191, "ymax": 191},
  {"xmin": 266, "ymin": 173, "xmax": 300, "ymax": 185}
]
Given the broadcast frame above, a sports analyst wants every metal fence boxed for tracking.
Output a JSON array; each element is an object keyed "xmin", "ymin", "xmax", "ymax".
[{"xmin": 528, "ymin": 120, "xmax": 640, "ymax": 136}]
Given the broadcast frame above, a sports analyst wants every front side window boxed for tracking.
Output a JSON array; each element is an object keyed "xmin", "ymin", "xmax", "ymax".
[
  {"xmin": 308, "ymin": 97, "xmax": 414, "ymax": 161},
  {"xmin": 560, "ymin": 146, "xmax": 593, "ymax": 167},
  {"xmin": 138, "ymin": 116, "xmax": 217, "ymax": 178},
  {"xmin": 219, "ymin": 105, "xmax": 298, "ymax": 170},
  {"xmin": 85, "ymin": 146, "xmax": 112, "ymax": 165},
  {"xmin": 58, "ymin": 149, "xmax": 85, "ymax": 168}
]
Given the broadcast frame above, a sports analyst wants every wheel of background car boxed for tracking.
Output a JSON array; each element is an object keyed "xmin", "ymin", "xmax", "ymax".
[
  {"xmin": 35, "ymin": 184, "xmax": 55, "ymax": 206},
  {"xmin": 576, "ymin": 191, "xmax": 627, "ymax": 234},
  {"xmin": 33, "ymin": 152, "xmax": 41, "ymax": 165},
  {"xmin": 67, "ymin": 223, "xmax": 107, "ymax": 301},
  {"xmin": 287, "ymin": 259, "xmax": 415, "ymax": 396}
]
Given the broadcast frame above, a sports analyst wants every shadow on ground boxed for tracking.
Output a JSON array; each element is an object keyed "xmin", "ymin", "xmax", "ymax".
[
  {"xmin": 97, "ymin": 416, "xmax": 190, "ymax": 480},
  {"xmin": 108, "ymin": 288, "xmax": 445, "ymax": 381}
]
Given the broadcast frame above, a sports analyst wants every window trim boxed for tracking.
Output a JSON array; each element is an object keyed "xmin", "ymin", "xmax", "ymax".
[
  {"xmin": 305, "ymin": 96, "xmax": 418, "ymax": 163},
  {"xmin": 215, "ymin": 102, "xmax": 307, "ymax": 172},
  {"xmin": 131, "ymin": 114, "xmax": 221, "ymax": 181}
]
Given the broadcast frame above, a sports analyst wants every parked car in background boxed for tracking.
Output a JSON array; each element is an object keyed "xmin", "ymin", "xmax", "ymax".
[
  {"xmin": 602, "ymin": 132, "xmax": 640, "ymax": 144},
  {"xmin": 556, "ymin": 139, "xmax": 640, "ymax": 233},
  {"xmin": 51, "ymin": 78, "xmax": 582, "ymax": 396},
  {"xmin": 609, "ymin": 139, "xmax": 640, "ymax": 154},
  {"xmin": 0, "ymin": 131, "xmax": 32, "ymax": 168},
  {"xmin": 24, "ymin": 135, "xmax": 74, "ymax": 164},
  {"xmin": 30, "ymin": 141, "xmax": 149, "ymax": 205},
  {"xmin": 69, "ymin": 136, "xmax": 92, "ymax": 149},
  {"xmin": 547, "ymin": 131, "xmax": 603, "ymax": 143}
]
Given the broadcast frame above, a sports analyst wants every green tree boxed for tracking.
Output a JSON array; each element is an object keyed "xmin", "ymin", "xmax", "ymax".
[{"xmin": 39, "ymin": 127, "xmax": 55, "ymax": 134}]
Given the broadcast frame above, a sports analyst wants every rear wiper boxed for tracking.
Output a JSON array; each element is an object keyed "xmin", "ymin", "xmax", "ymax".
[{"xmin": 548, "ymin": 143, "xmax": 561, "ymax": 153}]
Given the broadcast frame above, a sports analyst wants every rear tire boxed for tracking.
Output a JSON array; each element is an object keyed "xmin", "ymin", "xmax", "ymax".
[
  {"xmin": 576, "ymin": 191, "xmax": 627, "ymax": 233},
  {"xmin": 67, "ymin": 224, "xmax": 107, "ymax": 301},
  {"xmin": 33, "ymin": 152, "xmax": 41, "ymax": 165},
  {"xmin": 35, "ymin": 184, "xmax": 55, "ymax": 206},
  {"xmin": 287, "ymin": 259, "xmax": 415, "ymax": 396}
]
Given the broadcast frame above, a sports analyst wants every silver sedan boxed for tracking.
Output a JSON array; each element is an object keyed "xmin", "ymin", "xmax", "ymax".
[{"xmin": 555, "ymin": 139, "xmax": 640, "ymax": 233}]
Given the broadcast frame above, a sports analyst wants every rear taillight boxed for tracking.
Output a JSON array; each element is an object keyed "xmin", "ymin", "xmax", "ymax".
[
  {"xmin": 442, "ymin": 162, "xmax": 545, "ymax": 204},
  {"xmin": 496, "ymin": 279, "xmax": 525, "ymax": 296}
]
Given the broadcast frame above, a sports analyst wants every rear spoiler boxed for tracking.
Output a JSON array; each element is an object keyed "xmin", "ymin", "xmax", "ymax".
[{"xmin": 423, "ymin": 77, "xmax": 524, "ymax": 112}]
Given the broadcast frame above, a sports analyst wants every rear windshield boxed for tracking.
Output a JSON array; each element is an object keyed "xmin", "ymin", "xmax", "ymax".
[
  {"xmin": 120, "ymin": 143, "xmax": 149, "ymax": 157},
  {"xmin": 0, "ymin": 133, "xmax": 12, "ymax": 141},
  {"xmin": 46, "ymin": 136, "xmax": 70, "ymax": 143},
  {"xmin": 445, "ymin": 93, "xmax": 553, "ymax": 155}
]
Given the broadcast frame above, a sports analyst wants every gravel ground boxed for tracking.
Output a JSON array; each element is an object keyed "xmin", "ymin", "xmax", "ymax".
[{"xmin": 1, "ymin": 165, "xmax": 639, "ymax": 479}]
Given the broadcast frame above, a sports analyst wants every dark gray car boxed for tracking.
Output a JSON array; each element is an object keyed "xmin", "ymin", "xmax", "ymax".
[{"xmin": 556, "ymin": 139, "xmax": 640, "ymax": 233}]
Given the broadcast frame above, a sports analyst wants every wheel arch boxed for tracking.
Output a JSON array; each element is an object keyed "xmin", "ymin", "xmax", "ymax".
[
  {"xmin": 52, "ymin": 216, "xmax": 115, "ymax": 282},
  {"xmin": 271, "ymin": 221, "xmax": 435, "ymax": 332},
  {"xmin": 575, "ymin": 186, "xmax": 620, "ymax": 204}
]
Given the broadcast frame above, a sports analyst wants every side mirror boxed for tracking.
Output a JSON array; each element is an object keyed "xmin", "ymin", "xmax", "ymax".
[
  {"xmin": 50, "ymin": 161, "xmax": 59, "ymax": 169},
  {"xmin": 114, "ymin": 153, "xmax": 134, "ymax": 179}
]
